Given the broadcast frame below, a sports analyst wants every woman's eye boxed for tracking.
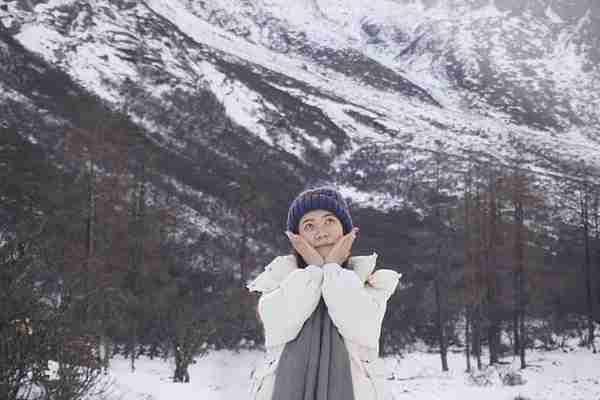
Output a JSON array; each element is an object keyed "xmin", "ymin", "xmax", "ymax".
[{"xmin": 304, "ymin": 223, "xmax": 313, "ymax": 230}]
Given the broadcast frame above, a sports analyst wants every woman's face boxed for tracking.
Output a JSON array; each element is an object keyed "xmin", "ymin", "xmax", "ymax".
[{"xmin": 298, "ymin": 209, "xmax": 344, "ymax": 250}]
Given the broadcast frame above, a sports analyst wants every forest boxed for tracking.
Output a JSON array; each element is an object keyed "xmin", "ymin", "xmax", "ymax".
[{"xmin": 1, "ymin": 119, "xmax": 599, "ymax": 399}]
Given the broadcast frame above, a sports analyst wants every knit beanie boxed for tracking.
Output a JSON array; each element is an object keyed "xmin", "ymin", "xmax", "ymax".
[{"xmin": 286, "ymin": 186, "xmax": 353, "ymax": 235}]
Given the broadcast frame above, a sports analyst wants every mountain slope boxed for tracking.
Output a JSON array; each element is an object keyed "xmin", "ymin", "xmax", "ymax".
[{"xmin": 1, "ymin": 0, "xmax": 600, "ymax": 271}]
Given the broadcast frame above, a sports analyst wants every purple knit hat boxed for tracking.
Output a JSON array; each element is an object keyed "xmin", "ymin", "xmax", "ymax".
[{"xmin": 286, "ymin": 186, "xmax": 353, "ymax": 235}]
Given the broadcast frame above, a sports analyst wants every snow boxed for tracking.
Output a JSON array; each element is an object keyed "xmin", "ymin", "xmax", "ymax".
[
  {"xmin": 197, "ymin": 60, "xmax": 293, "ymax": 154},
  {"xmin": 14, "ymin": 3, "xmax": 138, "ymax": 103},
  {"xmin": 391, "ymin": 348, "xmax": 600, "ymax": 400},
  {"xmin": 13, "ymin": 24, "xmax": 64, "ymax": 60},
  {"xmin": 7, "ymin": 0, "xmax": 600, "ymax": 215},
  {"xmin": 11, "ymin": 0, "xmax": 600, "ymax": 173},
  {"xmin": 0, "ymin": 82, "xmax": 34, "ymax": 105},
  {"xmin": 337, "ymin": 183, "xmax": 413, "ymax": 212},
  {"xmin": 105, "ymin": 350, "xmax": 258, "ymax": 400},
  {"xmin": 26, "ymin": 134, "xmax": 38, "ymax": 144},
  {"xmin": 102, "ymin": 343, "xmax": 600, "ymax": 400}
]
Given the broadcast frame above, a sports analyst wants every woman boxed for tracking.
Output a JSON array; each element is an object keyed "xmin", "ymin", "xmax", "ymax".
[{"xmin": 247, "ymin": 186, "xmax": 401, "ymax": 400}]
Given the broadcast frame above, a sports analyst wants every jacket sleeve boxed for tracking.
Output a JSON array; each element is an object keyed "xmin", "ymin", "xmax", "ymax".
[
  {"xmin": 257, "ymin": 265, "xmax": 323, "ymax": 348},
  {"xmin": 321, "ymin": 263, "xmax": 400, "ymax": 349}
]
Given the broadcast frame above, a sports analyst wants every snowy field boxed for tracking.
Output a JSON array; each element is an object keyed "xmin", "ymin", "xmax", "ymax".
[{"xmin": 100, "ymin": 343, "xmax": 600, "ymax": 400}]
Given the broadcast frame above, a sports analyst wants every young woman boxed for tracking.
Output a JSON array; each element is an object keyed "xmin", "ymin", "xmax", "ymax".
[{"xmin": 246, "ymin": 186, "xmax": 401, "ymax": 400}]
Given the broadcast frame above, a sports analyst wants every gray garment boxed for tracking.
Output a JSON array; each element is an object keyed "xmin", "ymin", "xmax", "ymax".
[{"xmin": 271, "ymin": 296, "xmax": 355, "ymax": 400}]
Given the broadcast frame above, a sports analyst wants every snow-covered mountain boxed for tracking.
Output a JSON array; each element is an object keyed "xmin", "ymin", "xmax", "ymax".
[{"xmin": 1, "ymin": 0, "xmax": 599, "ymax": 266}]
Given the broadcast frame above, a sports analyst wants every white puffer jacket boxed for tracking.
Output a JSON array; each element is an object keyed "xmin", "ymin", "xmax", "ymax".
[{"xmin": 246, "ymin": 252, "xmax": 401, "ymax": 400}]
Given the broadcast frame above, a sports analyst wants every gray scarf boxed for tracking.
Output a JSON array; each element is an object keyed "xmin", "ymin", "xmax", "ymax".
[{"xmin": 271, "ymin": 296, "xmax": 355, "ymax": 400}]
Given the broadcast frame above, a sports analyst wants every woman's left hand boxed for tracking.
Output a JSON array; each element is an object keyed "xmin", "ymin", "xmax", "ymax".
[{"xmin": 324, "ymin": 227, "xmax": 359, "ymax": 265}]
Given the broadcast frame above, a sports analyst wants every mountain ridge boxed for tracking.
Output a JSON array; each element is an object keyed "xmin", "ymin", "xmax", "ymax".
[{"xmin": 1, "ymin": 0, "xmax": 600, "ymax": 273}]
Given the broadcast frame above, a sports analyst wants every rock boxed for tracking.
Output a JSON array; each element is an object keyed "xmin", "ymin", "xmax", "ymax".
[{"xmin": 501, "ymin": 370, "xmax": 526, "ymax": 386}]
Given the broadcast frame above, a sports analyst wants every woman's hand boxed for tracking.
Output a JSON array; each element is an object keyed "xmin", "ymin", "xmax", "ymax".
[
  {"xmin": 285, "ymin": 231, "xmax": 324, "ymax": 266},
  {"xmin": 324, "ymin": 227, "xmax": 359, "ymax": 265}
]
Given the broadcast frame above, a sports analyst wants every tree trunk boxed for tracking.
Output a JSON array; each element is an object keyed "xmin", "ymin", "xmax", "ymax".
[
  {"xmin": 580, "ymin": 184, "xmax": 597, "ymax": 352},
  {"xmin": 149, "ymin": 341, "xmax": 159, "ymax": 360},
  {"xmin": 484, "ymin": 170, "xmax": 498, "ymax": 365},
  {"xmin": 515, "ymin": 198, "xmax": 527, "ymax": 368},
  {"xmin": 434, "ymin": 273, "xmax": 448, "ymax": 371},
  {"xmin": 512, "ymin": 214, "xmax": 520, "ymax": 358},
  {"xmin": 465, "ymin": 304, "xmax": 472, "ymax": 373},
  {"xmin": 594, "ymin": 190, "xmax": 600, "ymax": 335},
  {"xmin": 98, "ymin": 334, "xmax": 111, "ymax": 374},
  {"xmin": 173, "ymin": 342, "xmax": 191, "ymax": 383},
  {"xmin": 239, "ymin": 212, "xmax": 249, "ymax": 285},
  {"xmin": 473, "ymin": 303, "xmax": 482, "ymax": 370},
  {"xmin": 463, "ymin": 166, "xmax": 474, "ymax": 373},
  {"xmin": 519, "ymin": 297, "xmax": 526, "ymax": 369},
  {"xmin": 432, "ymin": 147, "xmax": 449, "ymax": 372},
  {"xmin": 130, "ymin": 336, "xmax": 136, "ymax": 373},
  {"xmin": 486, "ymin": 168, "xmax": 500, "ymax": 365},
  {"xmin": 83, "ymin": 158, "xmax": 96, "ymax": 325},
  {"xmin": 512, "ymin": 303, "xmax": 520, "ymax": 356},
  {"xmin": 473, "ymin": 187, "xmax": 483, "ymax": 371}
]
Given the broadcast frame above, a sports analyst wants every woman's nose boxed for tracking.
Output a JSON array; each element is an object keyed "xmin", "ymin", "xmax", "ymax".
[{"xmin": 314, "ymin": 226, "xmax": 328, "ymax": 237}]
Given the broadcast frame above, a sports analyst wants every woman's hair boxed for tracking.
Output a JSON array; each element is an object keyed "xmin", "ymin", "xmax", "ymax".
[{"xmin": 292, "ymin": 249, "xmax": 350, "ymax": 269}]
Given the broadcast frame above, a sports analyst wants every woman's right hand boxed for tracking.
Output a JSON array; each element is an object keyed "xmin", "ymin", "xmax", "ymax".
[
  {"xmin": 285, "ymin": 231, "xmax": 324, "ymax": 266},
  {"xmin": 324, "ymin": 227, "xmax": 358, "ymax": 266}
]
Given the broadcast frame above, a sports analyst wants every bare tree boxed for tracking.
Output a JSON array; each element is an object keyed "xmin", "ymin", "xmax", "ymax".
[
  {"xmin": 462, "ymin": 160, "xmax": 475, "ymax": 372},
  {"xmin": 462, "ymin": 158, "xmax": 485, "ymax": 371},
  {"xmin": 593, "ymin": 187, "xmax": 600, "ymax": 330},
  {"xmin": 504, "ymin": 158, "xmax": 539, "ymax": 368},
  {"xmin": 575, "ymin": 166, "xmax": 597, "ymax": 353},
  {"xmin": 431, "ymin": 143, "xmax": 450, "ymax": 372}
]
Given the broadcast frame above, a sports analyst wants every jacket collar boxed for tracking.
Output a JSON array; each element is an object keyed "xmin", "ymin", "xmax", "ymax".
[
  {"xmin": 348, "ymin": 252, "xmax": 378, "ymax": 282},
  {"xmin": 247, "ymin": 252, "xmax": 378, "ymax": 293}
]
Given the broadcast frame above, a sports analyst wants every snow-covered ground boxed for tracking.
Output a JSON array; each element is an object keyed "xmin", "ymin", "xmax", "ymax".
[{"xmin": 101, "ymin": 344, "xmax": 600, "ymax": 400}]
